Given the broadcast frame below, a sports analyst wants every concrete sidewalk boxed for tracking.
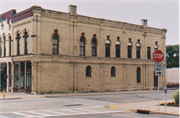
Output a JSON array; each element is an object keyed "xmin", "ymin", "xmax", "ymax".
[
  {"xmin": 0, "ymin": 90, "xmax": 162, "ymax": 99},
  {"xmin": 110, "ymin": 99, "xmax": 179, "ymax": 116},
  {"xmin": 0, "ymin": 90, "xmax": 178, "ymax": 99},
  {"xmin": 0, "ymin": 90, "xmax": 179, "ymax": 116}
]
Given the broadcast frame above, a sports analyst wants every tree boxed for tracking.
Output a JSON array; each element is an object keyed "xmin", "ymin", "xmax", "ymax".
[{"xmin": 166, "ymin": 44, "xmax": 179, "ymax": 68}]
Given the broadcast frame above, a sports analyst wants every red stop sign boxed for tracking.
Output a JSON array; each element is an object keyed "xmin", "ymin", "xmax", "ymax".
[{"xmin": 153, "ymin": 50, "xmax": 164, "ymax": 63}]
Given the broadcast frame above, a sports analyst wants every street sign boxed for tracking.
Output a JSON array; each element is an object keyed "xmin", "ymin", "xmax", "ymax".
[
  {"xmin": 155, "ymin": 63, "xmax": 163, "ymax": 76},
  {"xmin": 164, "ymin": 87, "xmax": 167, "ymax": 94},
  {"xmin": 153, "ymin": 50, "xmax": 164, "ymax": 111},
  {"xmin": 153, "ymin": 50, "xmax": 164, "ymax": 63}
]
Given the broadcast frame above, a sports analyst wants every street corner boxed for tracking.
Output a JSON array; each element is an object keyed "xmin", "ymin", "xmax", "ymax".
[
  {"xmin": 105, "ymin": 104, "xmax": 120, "ymax": 109},
  {"xmin": 150, "ymin": 110, "xmax": 179, "ymax": 116}
]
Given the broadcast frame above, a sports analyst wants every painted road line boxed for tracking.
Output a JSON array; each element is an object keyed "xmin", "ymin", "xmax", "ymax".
[
  {"xmin": 11, "ymin": 112, "xmax": 36, "ymax": 117},
  {"xmin": 74, "ymin": 108, "xmax": 102, "ymax": 113},
  {"xmin": 26, "ymin": 111, "xmax": 51, "ymax": 116},
  {"xmin": 109, "ymin": 105, "xmax": 120, "ymax": 109},
  {"xmin": 61, "ymin": 109, "xmax": 86, "ymax": 114},
  {"xmin": 0, "ymin": 106, "xmax": 103, "ymax": 114},
  {"xmin": 44, "ymin": 110, "xmax": 69, "ymax": 115},
  {"xmin": 0, "ymin": 115, "xmax": 10, "ymax": 118}
]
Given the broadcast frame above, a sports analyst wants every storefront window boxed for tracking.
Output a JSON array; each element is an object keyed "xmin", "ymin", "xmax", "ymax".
[
  {"xmin": 14, "ymin": 71, "xmax": 19, "ymax": 88},
  {"xmin": 20, "ymin": 62, "xmax": 25, "ymax": 89},
  {"xmin": 9, "ymin": 63, "xmax": 11, "ymax": 87},
  {"xmin": 26, "ymin": 62, "xmax": 31, "ymax": 89},
  {"xmin": 14, "ymin": 62, "xmax": 19, "ymax": 88},
  {"xmin": 26, "ymin": 71, "xmax": 31, "ymax": 89}
]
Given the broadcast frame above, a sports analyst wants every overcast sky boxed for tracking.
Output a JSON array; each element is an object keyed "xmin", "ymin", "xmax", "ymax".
[{"xmin": 0, "ymin": 0, "xmax": 179, "ymax": 45}]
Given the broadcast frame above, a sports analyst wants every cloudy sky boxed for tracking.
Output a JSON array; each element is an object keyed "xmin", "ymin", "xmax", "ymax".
[{"xmin": 0, "ymin": 0, "xmax": 179, "ymax": 45}]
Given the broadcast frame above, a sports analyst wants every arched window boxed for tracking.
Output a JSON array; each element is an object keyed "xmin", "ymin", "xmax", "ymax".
[
  {"xmin": 86, "ymin": 66, "xmax": 91, "ymax": 77},
  {"xmin": 92, "ymin": 36, "xmax": 97, "ymax": 56},
  {"xmin": 80, "ymin": 36, "xmax": 85, "ymax": 56},
  {"xmin": 128, "ymin": 38, "xmax": 132, "ymax": 58},
  {"xmin": 16, "ymin": 33, "xmax": 20, "ymax": 55},
  {"xmin": 105, "ymin": 36, "xmax": 110, "ymax": 57},
  {"xmin": 116, "ymin": 37, "xmax": 120, "ymax": 58},
  {"xmin": 24, "ymin": 31, "xmax": 28, "ymax": 54},
  {"xmin": 136, "ymin": 39, "xmax": 140, "ymax": 59},
  {"xmin": 111, "ymin": 66, "xmax": 115, "ymax": 76},
  {"xmin": 137, "ymin": 67, "xmax": 141, "ymax": 83},
  {"xmin": 3, "ymin": 35, "xmax": 6, "ymax": 57},
  {"xmin": 9, "ymin": 36, "xmax": 11, "ymax": 56},
  {"xmin": 52, "ymin": 33, "xmax": 59, "ymax": 54}
]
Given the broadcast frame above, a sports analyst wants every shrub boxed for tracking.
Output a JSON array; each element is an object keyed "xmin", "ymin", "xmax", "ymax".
[{"xmin": 173, "ymin": 91, "xmax": 179, "ymax": 105}]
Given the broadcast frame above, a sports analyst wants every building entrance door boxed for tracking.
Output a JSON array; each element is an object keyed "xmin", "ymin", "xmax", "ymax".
[{"xmin": 154, "ymin": 72, "xmax": 158, "ymax": 87}]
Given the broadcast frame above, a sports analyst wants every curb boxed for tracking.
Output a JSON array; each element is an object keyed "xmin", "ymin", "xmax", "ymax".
[
  {"xmin": 43, "ymin": 90, "xmax": 170, "ymax": 97},
  {"xmin": 150, "ymin": 110, "xmax": 179, "ymax": 116},
  {"xmin": 131, "ymin": 109, "xmax": 179, "ymax": 116},
  {"xmin": 0, "ymin": 97, "xmax": 23, "ymax": 100}
]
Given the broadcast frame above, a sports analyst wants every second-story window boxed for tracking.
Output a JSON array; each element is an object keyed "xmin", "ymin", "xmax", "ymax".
[
  {"xmin": 3, "ymin": 35, "xmax": 6, "ymax": 57},
  {"xmin": 80, "ymin": 33, "xmax": 85, "ymax": 56},
  {"xmin": 52, "ymin": 30, "xmax": 59, "ymax": 54},
  {"xmin": 128, "ymin": 38, "xmax": 132, "ymax": 58},
  {"xmin": 105, "ymin": 35, "xmax": 110, "ymax": 57},
  {"xmin": 24, "ymin": 31, "xmax": 28, "ymax": 54},
  {"xmin": 16, "ymin": 33, "xmax": 20, "ymax": 55},
  {"xmin": 136, "ymin": 39, "xmax": 140, "ymax": 59},
  {"xmin": 116, "ymin": 37, "xmax": 120, "ymax": 58},
  {"xmin": 147, "ymin": 47, "xmax": 151, "ymax": 59},
  {"xmin": 92, "ymin": 34, "xmax": 97, "ymax": 56},
  {"xmin": 9, "ymin": 36, "xmax": 11, "ymax": 56}
]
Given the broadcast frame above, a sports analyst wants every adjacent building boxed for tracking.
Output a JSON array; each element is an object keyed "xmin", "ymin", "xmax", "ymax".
[{"xmin": 0, "ymin": 5, "xmax": 167, "ymax": 94}]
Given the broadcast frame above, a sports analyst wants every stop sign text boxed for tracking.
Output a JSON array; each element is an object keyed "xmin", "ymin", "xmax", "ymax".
[{"xmin": 153, "ymin": 50, "xmax": 164, "ymax": 63}]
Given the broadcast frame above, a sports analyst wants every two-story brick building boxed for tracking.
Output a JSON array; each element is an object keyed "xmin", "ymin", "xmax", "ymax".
[{"xmin": 0, "ymin": 5, "xmax": 167, "ymax": 94}]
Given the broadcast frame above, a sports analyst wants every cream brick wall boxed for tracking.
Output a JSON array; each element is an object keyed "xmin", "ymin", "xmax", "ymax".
[
  {"xmin": 0, "ymin": 6, "xmax": 167, "ymax": 94},
  {"xmin": 12, "ymin": 17, "xmax": 33, "ymax": 56}
]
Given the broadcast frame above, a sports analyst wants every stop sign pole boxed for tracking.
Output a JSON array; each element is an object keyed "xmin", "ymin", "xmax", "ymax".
[{"xmin": 153, "ymin": 50, "xmax": 164, "ymax": 111}]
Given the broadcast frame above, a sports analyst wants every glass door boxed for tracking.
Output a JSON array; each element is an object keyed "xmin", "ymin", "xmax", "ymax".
[
  {"xmin": 26, "ymin": 71, "xmax": 31, "ymax": 89},
  {"xmin": 14, "ymin": 62, "xmax": 19, "ymax": 92}
]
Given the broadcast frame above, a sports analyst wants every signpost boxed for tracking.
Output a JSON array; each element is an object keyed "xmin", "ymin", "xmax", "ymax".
[
  {"xmin": 153, "ymin": 50, "xmax": 164, "ymax": 111},
  {"xmin": 88, "ymin": 84, "xmax": 90, "ymax": 93},
  {"xmin": 164, "ymin": 87, "xmax": 167, "ymax": 112}
]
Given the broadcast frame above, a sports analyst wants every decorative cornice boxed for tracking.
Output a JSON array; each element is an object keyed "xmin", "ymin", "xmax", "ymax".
[
  {"xmin": 41, "ymin": 10, "xmax": 70, "ymax": 19},
  {"xmin": 39, "ymin": 8, "xmax": 166, "ymax": 35}
]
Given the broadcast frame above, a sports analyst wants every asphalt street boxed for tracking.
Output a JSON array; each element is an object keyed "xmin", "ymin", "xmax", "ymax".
[
  {"xmin": 53, "ymin": 112, "xmax": 178, "ymax": 118},
  {"xmin": 0, "ymin": 90, "xmax": 178, "ymax": 118},
  {"xmin": 62, "ymin": 90, "xmax": 176, "ymax": 103}
]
